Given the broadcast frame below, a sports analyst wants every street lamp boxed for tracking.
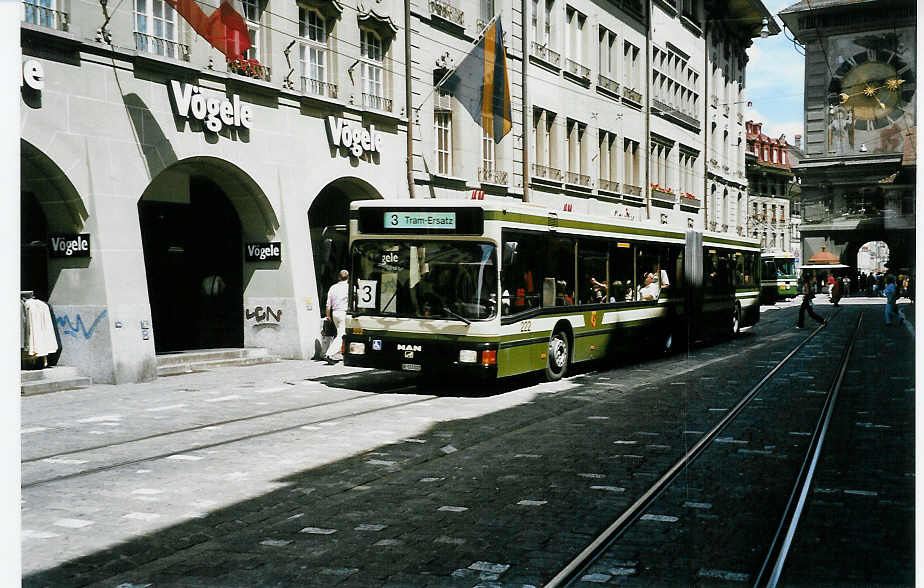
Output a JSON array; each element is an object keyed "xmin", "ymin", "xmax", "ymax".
[{"xmin": 759, "ymin": 18, "xmax": 770, "ymax": 39}]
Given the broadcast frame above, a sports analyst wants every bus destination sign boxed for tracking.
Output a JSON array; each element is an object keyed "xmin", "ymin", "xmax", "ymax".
[{"xmin": 385, "ymin": 211, "xmax": 456, "ymax": 230}]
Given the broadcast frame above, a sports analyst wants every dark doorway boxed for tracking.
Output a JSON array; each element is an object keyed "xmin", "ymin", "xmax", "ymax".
[
  {"xmin": 139, "ymin": 176, "xmax": 243, "ymax": 352},
  {"xmin": 21, "ymin": 191, "xmax": 49, "ymax": 302},
  {"xmin": 309, "ymin": 183, "xmax": 352, "ymax": 314}
]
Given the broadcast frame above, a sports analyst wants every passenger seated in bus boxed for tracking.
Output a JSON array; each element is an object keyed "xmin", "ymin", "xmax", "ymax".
[
  {"xmin": 584, "ymin": 275, "xmax": 607, "ymax": 304},
  {"xmin": 556, "ymin": 280, "xmax": 573, "ymax": 305},
  {"xmin": 609, "ymin": 280, "xmax": 630, "ymax": 302},
  {"xmin": 639, "ymin": 272, "xmax": 660, "ymax": 301}
]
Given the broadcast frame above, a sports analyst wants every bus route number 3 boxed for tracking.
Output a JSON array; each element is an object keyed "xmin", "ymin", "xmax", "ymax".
[
  {"xmin": 357, "ymin": 279, "xmax": 377, "ymax": 309},
  {"xmin": 520, "ymin": 320, "xmax": 532, "ymax": 333}
]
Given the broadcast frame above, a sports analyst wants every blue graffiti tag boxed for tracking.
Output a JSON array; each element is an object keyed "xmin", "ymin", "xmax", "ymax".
[{"xmin": 56, "ymin": 309, "xmax": 108, "ymax": 340}]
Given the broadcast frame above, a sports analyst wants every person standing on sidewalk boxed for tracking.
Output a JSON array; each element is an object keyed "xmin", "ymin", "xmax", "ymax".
[
  {"xmin": 884, "ymin": 275, "xmax": 902, "ymax": 326},
  {"xmin": 797, "ymin": 272, "xmax": 826, "ymax": 329},
  {"xmin": 324, "ymin": 269, "xmax": 350, "ymax": 364}
]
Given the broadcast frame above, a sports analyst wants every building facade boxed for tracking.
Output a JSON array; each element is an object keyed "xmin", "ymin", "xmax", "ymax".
[
  {"xmin": 745, "ymin": 119, "xmax": 794, "ymax": 253},
  {"xmin": 779, "ymin": 0, "xmax": 916, "ymax": 275},
  {"xmin": 21, "ymin": 0, "xmax": 411, "ymax": 383},
  {"xmin": 21, "ymin": 0, "xmax": 774, "ymax": 384}
]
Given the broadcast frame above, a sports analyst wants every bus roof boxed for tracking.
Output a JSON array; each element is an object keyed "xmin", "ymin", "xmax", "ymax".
[{"xmin": 351, "ymin": 199, "xmax": 760, "ymax": 249}]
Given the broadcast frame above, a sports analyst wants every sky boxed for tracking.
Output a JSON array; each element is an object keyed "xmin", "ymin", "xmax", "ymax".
[{"xmin": 745, "ymin": 0, "xmax": 806, "ymax": 146}]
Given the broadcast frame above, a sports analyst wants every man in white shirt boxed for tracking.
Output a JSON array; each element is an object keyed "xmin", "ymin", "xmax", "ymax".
[
  {"xmin": 324, "ymin": 269, "xmax": 350, "ymax": 363},
  {"xmin": 639, "ymin": 272, "xmax": 660, "ymax": 301}
]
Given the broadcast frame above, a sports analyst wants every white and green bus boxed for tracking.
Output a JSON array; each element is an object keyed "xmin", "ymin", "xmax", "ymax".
[
  {"xmin": 760, "ymin": 251, "xmax": 799, "ymax": 304},
  {"xmin": 342, "ymin": 200, "xmax": 760, "ymax": 381}
]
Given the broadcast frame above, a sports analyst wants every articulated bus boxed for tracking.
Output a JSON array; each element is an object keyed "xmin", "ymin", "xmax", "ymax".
[
  {"xmin": 760, "ymin": 251, "xmax": 798, "ymax": 304},
  {"xmin": 342, "ymin": 200, "xmax": 760, "ymax": 381}
]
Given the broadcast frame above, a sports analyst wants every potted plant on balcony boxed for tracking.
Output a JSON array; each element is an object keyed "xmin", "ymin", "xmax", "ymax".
[
  {"xmin": 227, "ymin": 56, "xmax": 266, "ymax": 80},
  {"xmin": 680, "ymin": 192, "xmax": 700, "ymax": 206},
  {"xmin": 650, "ymin": 183, "xmax": 675, "ymax": 201}
]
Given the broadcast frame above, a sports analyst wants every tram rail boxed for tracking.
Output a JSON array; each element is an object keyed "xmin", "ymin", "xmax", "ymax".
[{"xmin": 546, "ymin": 310, "xmax": 859, "ymax": 587}]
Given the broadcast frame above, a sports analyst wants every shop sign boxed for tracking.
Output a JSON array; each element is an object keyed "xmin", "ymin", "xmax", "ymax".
[
  {"xmin": 49, "ymin": 233, "xmax": 90, "ymax": 258},
  {"xmin": 22, "ymin": 59, "xmax": 44, "ymax": 90},
  {"xmin": 245, "ymin": 242, "xmax": 281, "ymax": 262},
  {"xmin": 327, "ymin": 116, "xmax": 384, "ymax": 157},
  {"xmin": 170, "ymin": 80, "xmax": 252, "ymax": 133}
]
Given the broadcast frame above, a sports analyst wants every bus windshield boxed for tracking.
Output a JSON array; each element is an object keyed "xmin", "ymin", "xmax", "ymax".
[
  {"xmin": 776, "ymin": 259, "xmax": 796, "ymax": 278},
  {"xmin": 350, "ymin": 240, "xmax": 498, "ymax": 321}
]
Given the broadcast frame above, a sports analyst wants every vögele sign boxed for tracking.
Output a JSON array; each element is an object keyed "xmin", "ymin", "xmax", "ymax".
[
  {"xmin": 245, "ymin": 242, "xmax": 282, "ymax": 262},
  {"xmin": 326, "ymin": 116, "xmax": 384, "ymax": 158},
  {"xmin": 170, "ymin": 80, "xmax": 252, "ymax": 133},
  {"xmin": 49, "ymin": 234, "xmax": 90, "ymax": 258}
]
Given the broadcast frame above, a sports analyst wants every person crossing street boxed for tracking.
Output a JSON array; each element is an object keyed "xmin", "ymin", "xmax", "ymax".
[{"xmin": 324, "ymin": 269, "xmax": 350, "ymax": 364}]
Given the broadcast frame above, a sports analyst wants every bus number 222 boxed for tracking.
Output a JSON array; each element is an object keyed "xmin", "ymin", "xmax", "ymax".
[{"xmin": 520, "ymin": 321, "xmax": 532, "ymax": 333}]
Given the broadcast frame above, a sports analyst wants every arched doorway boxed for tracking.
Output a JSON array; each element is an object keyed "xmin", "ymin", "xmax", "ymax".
[
  {"xmin": 138, "ymin": 159, "xmax": 275, "ymax": 353},
  {"xmin": 308, "ymin": 178, "xmax": 382, "ymax": 312},
  {"xmin": 856, "ymin": 240, "xmax": 890, "ymax": 274}
]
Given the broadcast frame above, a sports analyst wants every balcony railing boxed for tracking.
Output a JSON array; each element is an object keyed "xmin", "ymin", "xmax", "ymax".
[
  {"xmin": 134, "ymin": 32, "xmax": 190, "ymax": 61},
  {"xmin": 679, "ymin": 195, "xmax": 702, "ymax": 208},
  {"xmin": 531, "ymin": 163, "xmax": 562, "ymax": 181},
  {"xmin": 22, "ymin": 0, "xmax": 68, "ymax": 31},
  {"xmin": 565, "ymin": 59, "xmax": 590, "ymax": 80},
  {"xmin": 430, "ymin": 0, "xmax": 464, "ymax": 26},
  {"xmin": 478, "ymin": 167, "xmax": 508, "ymax": 185},
  {"xmin": 597, "ymin": 74, "xmax": 619, "ymax": 94},
  {"xmin": 623, "ymin": 183, "xmax": 643, "ymax": 197},
  {"xmin": 362, "ymin": 93, "xmax": 393, "ymax": 112},
  {"xmin": 622, "ymin": 86, "xmax": 642, "ymax": 104},
  {"xmin": 302, "ymin": 77, "xmax": 338, "ymax": 99},
  {"xmin": 530, "ymin": 41, "xmax": 560, "ymax": 67},
  {"xmin": 598, "ymin": 178, "xmax": 619, "ymax": 193},
  {"xmin": 227, "ymin": 59, "xmax": 271, "ymax": 82},
  {"xmin": 566, "ymin": 171, "xmax": 591, "ymax": 186}
]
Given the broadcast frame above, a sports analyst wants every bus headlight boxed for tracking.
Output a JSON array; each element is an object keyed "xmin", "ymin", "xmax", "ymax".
[
  {"xmin": 349, "ymin": 342, "xmax": 366, "ymax": 355},
  {"xmin": 459, "ymin": 350, "xmax": 477, "ymax": 363}
]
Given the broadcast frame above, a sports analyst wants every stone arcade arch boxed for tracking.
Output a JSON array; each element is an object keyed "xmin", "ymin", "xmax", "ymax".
[{"xmin": 138, "ymin": 157, "xmax": 277, "ymax": 353}]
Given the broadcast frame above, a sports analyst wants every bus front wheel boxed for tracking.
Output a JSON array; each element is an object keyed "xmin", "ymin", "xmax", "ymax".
[
  {"xmin": 545, "ymin": 329, "xmax": 570, "ymax": 381},
  {"xmin": 731, "ymin": 302, "xmax": 742, "ymax": 337}
]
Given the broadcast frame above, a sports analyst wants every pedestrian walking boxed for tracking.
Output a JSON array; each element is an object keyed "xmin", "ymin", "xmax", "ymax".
[
  {"xmin": 324, "ymin": 269, "xmax": 350, "ymax": 364},
  {"xmin": 831, "ymin": 277, "xmax": 842, "ymax": 306},
  {"xmin": 843, "ymin": 276, "xmax": 851, "ymax": 297},
  {"xmin": 884, "ymin": 275, "xmax": 902, "ymax": 326},
  {"xmin": 797, "ymin": 272, "xmax": 825, "ymax": 329}
]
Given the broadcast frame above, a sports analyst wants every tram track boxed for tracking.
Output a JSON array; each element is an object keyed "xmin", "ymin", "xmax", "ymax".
[
  {"xmin": 546, "ymin": 308, "xmax": 859, "ymax": 587},
  {"xmin": 22, "ymin": 395, "xmax": 438, "ymax": 489}
]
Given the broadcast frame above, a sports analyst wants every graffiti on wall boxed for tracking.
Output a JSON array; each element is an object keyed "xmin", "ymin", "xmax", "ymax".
[
  {"xmin": 245, "ymin": 306, "xmax": 282, "ymax": 327},
  {"xmin": 56, "ymin": 309, "xmax": 108, "ymax": 340}
]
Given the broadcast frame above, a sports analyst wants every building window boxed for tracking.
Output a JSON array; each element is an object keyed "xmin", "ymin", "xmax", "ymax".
[
  {"xmin": 623, "ymin": 138, "xmax": 640, "ymax": 188},
  {"xmin": 24, "ymin": 0, "xmax": 66, "ymax": 30},
  {"xmin": 134, "ymin": 0, "xmax": 178, "ymax": 58},
  {"xmin": 532, "ymin": 107, "xmax": 559, "ymax": 178},
  {"xmin": 598, "ymin": 27, "xmax": 617, "ymax": 82},
  {"xmin": 623, "ymin": 41, "xmax": 640, "ymax": 91},
  {"xmin": 482, "ymin": 127, "xmax": 495, "ymax": 174},
  {"xmin": 565, "ymin": 6, "xmax": 586, "ymax": 68},
  {"xmin": 361, "ymin": 29, "xmax": 387, "ymax": 110},
  {"xmin": 566, "ymin": 118, "xmax": 587, "ymax": 183},
  {"xmin": 241, "ymin": 0, "xmax": 263, "ymax": 62},
  {"xmin": 479, "ymin": 0, "xmax": 494, "ymax": 28},
  {"xmin": 299, "ymin": 7, "xmax": 333, "ymax": 97},
  {"xmin": 650, "ymin": 141, "xmax": 671, "ymax": 188},
  {"xmin": 679, "ymin": 150, "xmax": 696, "ymax": 197},
  {"xmin": 531, "ymin": 0, "xmax": 555, "ymax": 48},
  {"xmin": 434, "ymin": 93, "xmax": 452, "ymax": 175},
  {"xmin": 599, "ymin": 130, "xmax": 618, "ymax": 191}
]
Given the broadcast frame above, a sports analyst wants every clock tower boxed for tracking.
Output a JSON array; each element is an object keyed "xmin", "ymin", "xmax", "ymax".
[{"xmin": 778, "ymin": 0, "xmax": 915, "ymax": 278}]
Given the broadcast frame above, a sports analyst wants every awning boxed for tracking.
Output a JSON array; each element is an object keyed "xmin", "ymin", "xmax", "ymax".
[{"xmin": 799, "ymin": 264, "xmax": 849, "ymax": 269}]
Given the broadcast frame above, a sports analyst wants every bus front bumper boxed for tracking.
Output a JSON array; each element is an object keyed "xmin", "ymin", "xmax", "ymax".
[{"xmin": 342, "ymin": 334, "xmax": 499, "ymax": 379}]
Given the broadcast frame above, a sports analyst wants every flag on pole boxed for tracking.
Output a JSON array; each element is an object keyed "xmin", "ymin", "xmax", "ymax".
[
  {"xmin": 440, "ymin": 18, "xmax": 512, "ymax": 143},
  {"xmin": 165, "ymin": 0, "xmax": 252, "ymax": 59}
]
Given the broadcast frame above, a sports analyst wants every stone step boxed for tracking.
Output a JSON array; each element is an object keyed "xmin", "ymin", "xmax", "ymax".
[
  {"xmin": 156, "ymin": 353, "xmax": 279, "ymax": 377},
  {"xmin": 155, "ymin": 348, "xmax": 269, "ymax": 368},
  {"xmin": 21, "ymin": 366, "xmax": 91, "ymax": 396}
]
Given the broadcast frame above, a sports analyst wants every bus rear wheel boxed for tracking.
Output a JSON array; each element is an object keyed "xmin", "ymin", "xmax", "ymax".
[
  {"xmin": 545, "ymin": 329, "xmax": 570, "ymax": 381},
  {"xmin": 731, "ymin": 302, "xmax": 742, "ymax": 337}
]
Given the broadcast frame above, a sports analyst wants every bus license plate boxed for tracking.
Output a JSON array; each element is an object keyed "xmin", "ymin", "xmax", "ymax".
[{"xmin": 402, "ymin": 363, "xmax": 422, "ymax": 372}]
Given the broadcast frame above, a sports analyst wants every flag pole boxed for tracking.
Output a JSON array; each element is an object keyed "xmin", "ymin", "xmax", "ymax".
[
  {"xmin": 520, "ymin": 0, "xmax": 529, "ymax": 202},
  {"xmin": 405, "ymin": 0, "xmax": 415, "ymax": 198}
]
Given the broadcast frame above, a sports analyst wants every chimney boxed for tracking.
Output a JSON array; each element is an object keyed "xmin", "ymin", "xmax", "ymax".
[{"xmin": 794, "ymin": 134, "xmax": 802, "ymax": 150}]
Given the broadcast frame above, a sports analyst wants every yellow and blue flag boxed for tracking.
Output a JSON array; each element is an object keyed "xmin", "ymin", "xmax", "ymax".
[{"xmin": 440, "ymin": 18, "xmax": 512, "ymax": 143}]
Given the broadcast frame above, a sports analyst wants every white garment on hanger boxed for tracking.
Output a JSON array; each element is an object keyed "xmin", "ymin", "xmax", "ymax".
[{"xmin": 23, "ymin": 298, "xmax": 58, "ymax": 357}]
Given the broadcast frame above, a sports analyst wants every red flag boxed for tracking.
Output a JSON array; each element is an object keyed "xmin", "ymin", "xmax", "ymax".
[{"xmin": 165, "ymin": 0, "xmax": 252, "ymax": 59}]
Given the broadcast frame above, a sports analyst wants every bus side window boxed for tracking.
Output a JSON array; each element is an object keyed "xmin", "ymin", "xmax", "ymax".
[
  {"xmin": 547, "ymin": 237, "xmax": 575, "ymax": 306},
  {"xmin": 501, "ymin": 231, "xmax": 545, "ymax": 315},
  {"xmin": 609, "ymin": 241, "xmax": 635, "ymax": 302},
  {"xmin": 579, "ymin": 239, "xmax": 608, "ymax": 304}
]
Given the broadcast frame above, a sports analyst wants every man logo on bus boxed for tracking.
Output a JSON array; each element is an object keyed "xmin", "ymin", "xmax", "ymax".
[{"xmin": 397, "ymin": 344, "xmax": 422, "ymax": 352}]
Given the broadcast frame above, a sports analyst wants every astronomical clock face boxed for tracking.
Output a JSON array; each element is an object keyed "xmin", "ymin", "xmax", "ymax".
[{"xmin": 825, "ymin": 29, "xmax": 915, "ymax": 155}]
